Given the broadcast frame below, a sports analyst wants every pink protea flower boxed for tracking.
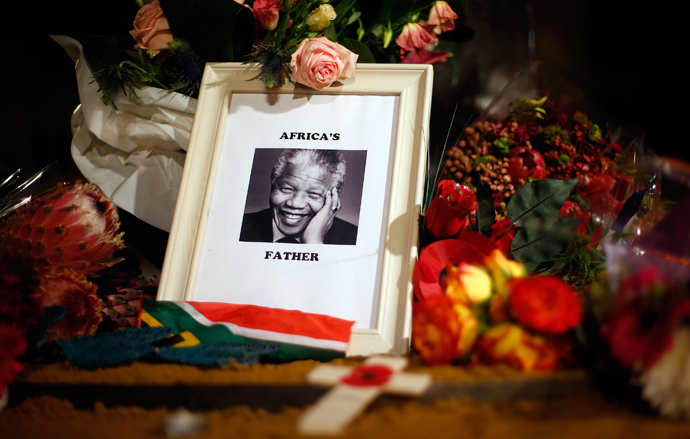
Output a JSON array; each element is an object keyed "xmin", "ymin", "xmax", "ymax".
[
  {"xmin": 506, "ymin": 146, "xmax": 547, "ymax": 184},
  {"xmin": 37, "ymin": 267, "xmax": 102, "ymax": 340},
  {"xmin": 0, "ymin": 181, "xmax": 124, "ymax": 274},
  {"xmin": 395, "ymin": 22, "xmax": 437, "ymax": 54},
  {"xmin": 426, "ymin": 1, "xmax": 458, "ymax": 34}
]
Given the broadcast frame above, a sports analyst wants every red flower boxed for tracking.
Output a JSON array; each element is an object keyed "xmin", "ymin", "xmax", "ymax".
[
  {"xmin": 412, "ymin": 232, "xmax": 497, "ymax": 300},
  {"xmin": 401, "ymin": 50, "xmax": 452, "ymax": 64},
  {"xmin": 424, "ymin": 180, "xmax": 478, "ymax": 239},
  {"xmin": 253, "ymin": 0, "xmax": 281, "ymax": 30},
  {"xmin": 488, "ymin": 218, "xmax": 517, "ymax": 254},
  {"xmin": 508, "ymin": 275, "xmax": 582, "ymax": 334},
  {"xmin": 0, "ymin": 324, "xmax": 28, "ymax": 391},
  {"xmin": 341, "ymin": 364, "xmax": 394, "ymax": 387},
  {"xmin": 506, "ymin": 147, "xmax": 547, "ymax": 184},
  {"xmin": 601, "ymin": 267, "xmax": 690, "ymax": 370},
  {"xmin": 395, "ymin": 22, "xmax": 437, "ymax": 54},
  {"xmin": 37, "ymin": 267, "xmax": 103, "ymax": 340},
  {"xmin": 412, "ymin": 295, "xmax": 478, "ymax": 366},
  {"xmin": 472, "ymin": 323, "xmax": 560, "ymax": 371},
  {"xmin": 577, "ymin": 174, "xmax": 618, "ymax": 219},
  {"xmin": 558, "ymin": 200, "xmax": 583, "ymax": 219},
  {"xmin": 558, "ymin": 201, "xmax": 602, "ymax": 252}
]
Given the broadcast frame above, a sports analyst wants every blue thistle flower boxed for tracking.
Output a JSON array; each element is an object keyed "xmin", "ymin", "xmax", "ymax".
[
  {"xmin": 93, "ymin": 65, "xmax": 136, "ymax": 107},
  {"xmin": 246, "ymin": 44, "xmax": 291, "ymax": 89},
  {"xmin": 169, "ymin": 39, "xmax": 206, "ymax": 93}
]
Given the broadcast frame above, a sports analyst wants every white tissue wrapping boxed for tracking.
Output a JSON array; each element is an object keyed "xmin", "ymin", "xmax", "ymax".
[{"xmin": 52, "ymin": 35, "xmax": 197, "ymax": 232}]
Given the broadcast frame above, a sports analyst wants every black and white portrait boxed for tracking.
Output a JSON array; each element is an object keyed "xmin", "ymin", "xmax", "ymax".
[{"xmin": 240, "ymin": 149, "xmax": 366, "ymax": 245}]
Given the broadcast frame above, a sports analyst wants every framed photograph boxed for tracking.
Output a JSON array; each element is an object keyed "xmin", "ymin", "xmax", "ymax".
[{"xmin": 158, "ymin": 63, "xmax": 433, "ymax": 356}]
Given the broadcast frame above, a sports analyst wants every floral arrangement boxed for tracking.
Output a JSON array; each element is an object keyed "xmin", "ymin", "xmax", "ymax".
[
  {"xmin": 0, "ymin": 175, "xmax": 125, "ymax": 402},
  {"xmin": 411, "ymin": 96, "xmax": 658, "ymax": 369},
  {"xmin": 85, "ymin": 0, "xmax": 472, "ymax": 104}
]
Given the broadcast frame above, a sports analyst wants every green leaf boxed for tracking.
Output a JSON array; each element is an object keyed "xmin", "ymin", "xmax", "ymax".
[
  {"xmin": 341, "ymin": 38, "xmax": 376, "ymax": 63},
  {"xmin": 347, "ymin": 11, "xmax": 362, "ymax": 26},
  {"xmin": 324, "ymin": 24, "xmax": 338, "ymax": 42},
  {"xmin": 507, "ymin": 179, "xmax": 578, "ymax": 226},
  {"xmin": 160, "ymin": 0, "xmax": 255, "ymax": 62},
  {"xmin": 510, "ymin": 216, "xmax": 581, "ymax": 264},
  {"xmin": 476, "ymin": 181, "xmax": 495, "ymax": 237}
]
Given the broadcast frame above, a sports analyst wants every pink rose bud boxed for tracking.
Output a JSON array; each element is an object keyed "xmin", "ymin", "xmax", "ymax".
[
  {"xmin": 395, "ymin": 22, "xmax": 438, "ymax": 53},
  {"xmin": 290, "ymin": 37, "xmax": 358, "ymax": 90},
  {"xmin": 129, "ymin": 0, "xmax": 174, "ymax": 52},
  {"xmin": 253, "ymin": 0, "xmax": 281, "ymax": 31}
]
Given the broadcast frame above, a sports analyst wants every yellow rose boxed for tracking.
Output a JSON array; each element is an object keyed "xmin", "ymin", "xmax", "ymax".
[
  {"xmin": 306, "ymin": 4, "xmax": 337, "ymax": 31},
  {"xmin": 441, "ymin": 263, "xmax": 492, "ymax": 305}
]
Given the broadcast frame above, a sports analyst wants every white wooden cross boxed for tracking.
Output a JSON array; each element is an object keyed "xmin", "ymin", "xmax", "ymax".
[{"xmin": 297, "ymin": 356, "xmax": 432, "ymax": 435}]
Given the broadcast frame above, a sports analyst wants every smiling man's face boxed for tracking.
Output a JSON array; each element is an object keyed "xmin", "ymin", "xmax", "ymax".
[{"xmin": 270, "ymin": 161, "xmax": 332, "ymax": 237}]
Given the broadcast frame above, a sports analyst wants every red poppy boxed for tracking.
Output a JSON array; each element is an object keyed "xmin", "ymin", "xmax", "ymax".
[
  {"xmin": 506, "ymin": 146, "xmax": 547, "ymax": 184},
  {"xmin": 413, "ymin": 232, "xmax": 497, "ymax": 300},
  {"xmin": 507, "ymin": 275, "xmax": 582, "ymax": 334},
  {"xmin": 488, "ymin": 218, "xmax": 518, "ymax": 254},
  {"xmin": 341, "ymin": 364, "xmax": 394, "ymax": 387},
  {"xmin": 424, "ymin": 180, "xmax": 478, "ymax": 239}
]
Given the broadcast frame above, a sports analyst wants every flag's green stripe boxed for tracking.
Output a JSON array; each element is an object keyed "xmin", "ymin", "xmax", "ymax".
[{"xmin": 143, "ymin": 299, "xmax": 344, "ymax": 363}]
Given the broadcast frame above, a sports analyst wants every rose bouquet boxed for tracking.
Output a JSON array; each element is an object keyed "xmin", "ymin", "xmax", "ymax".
[
  {"xmin": 52, "ymin": 0, "xmax": 473, "ymax": 232},
  {"xmin": 74, "ymin": 0, "xmax": 473, "ymax": 103},
  {"xmin": 586, "ymin": 199, "xmax": 690, "ymax": 419}
]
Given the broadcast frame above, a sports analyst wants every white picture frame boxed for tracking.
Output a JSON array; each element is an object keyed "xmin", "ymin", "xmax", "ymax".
[{"xmin": 158, "ymin": 62, "xmax": 433, "ymax": 356}]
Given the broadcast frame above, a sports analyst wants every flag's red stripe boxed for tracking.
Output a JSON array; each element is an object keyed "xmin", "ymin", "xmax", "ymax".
[{"xmin": 186, "ymin": 302, "xmax": 354, "ymax": 343}]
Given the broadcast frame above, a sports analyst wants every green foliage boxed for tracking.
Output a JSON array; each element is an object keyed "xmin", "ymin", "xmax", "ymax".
[
  {"xmin": 506, "ymin": 179, "xmax": 578, "ymax": 226},
  {"xmin": 476, "ymin": 180, "xmax": 496, "ymax": 237},
  {"xmin": 504, "ymin": 179, "xmax": 581, "ymax": 267}
]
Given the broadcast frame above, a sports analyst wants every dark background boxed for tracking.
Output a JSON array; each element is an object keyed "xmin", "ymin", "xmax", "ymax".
[{"xmin": 4, "ymin": 0, "xmax": 689, "ymax": 267}]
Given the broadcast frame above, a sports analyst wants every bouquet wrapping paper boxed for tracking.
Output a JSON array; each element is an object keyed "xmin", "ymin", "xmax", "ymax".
[{"xmin": 53, "ymin": 35, "xmax": 195, "ymax": 232}]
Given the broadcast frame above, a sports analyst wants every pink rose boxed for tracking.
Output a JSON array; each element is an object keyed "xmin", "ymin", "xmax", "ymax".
[
  {"xmin": 129, "ymin": 0, "xmax": 174, "ymax": 52},
  {"xmin": 426, "ymin": 1, "xmax": 459, "ymax": 35},
  {"xmin": 253, "ymin": 0, "xmax": 281, "ymax": 31},
  {"xmin": 290, "ymin": 38, "xmax": 358, "ymax": 90},
  {"xmin": 395, "ymin": 22, "xmax": 437, "ymax": 53}
]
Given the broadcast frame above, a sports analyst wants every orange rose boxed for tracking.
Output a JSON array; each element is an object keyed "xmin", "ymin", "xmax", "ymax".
[
  {"xmin": 473, "ymin": 323, "xmax": 559, "ymax": 371},
  {"xmin": 412, "ymin": 295, "xmax": 478, "ymax": 365},
  {"xmin": 129, "ymin": 0, "xmax": 174, "ymax": 52},
  {"xmin": 290, "ymin": 38, "xmax": 358, "ymax": 90},
  {"xmin": 507, "ymin": 276, "xmax": 582, "ymax": 334}
]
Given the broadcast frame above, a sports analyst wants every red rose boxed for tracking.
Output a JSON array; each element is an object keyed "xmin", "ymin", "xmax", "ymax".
[
  {"xmin": 507, "ymin": 275, "xmax": 582, "ymax": 334},
  {"xmin": 424, "ymin": 180, "xmax": 478, "ymax": 239},
  {"xmin": 488, "ymin": 218, "xmax": 517, "ymax": 254},
  {"xmin": 578, "ymin": 174, "xmax": 618, "ymax": 219},
  {"xmin": 506, "ymin": 147, "xmax": 546, "ymax": 184},
  {"xmin": 558, "ymin": 200, "xmax": 583, "ymax": 219}
]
